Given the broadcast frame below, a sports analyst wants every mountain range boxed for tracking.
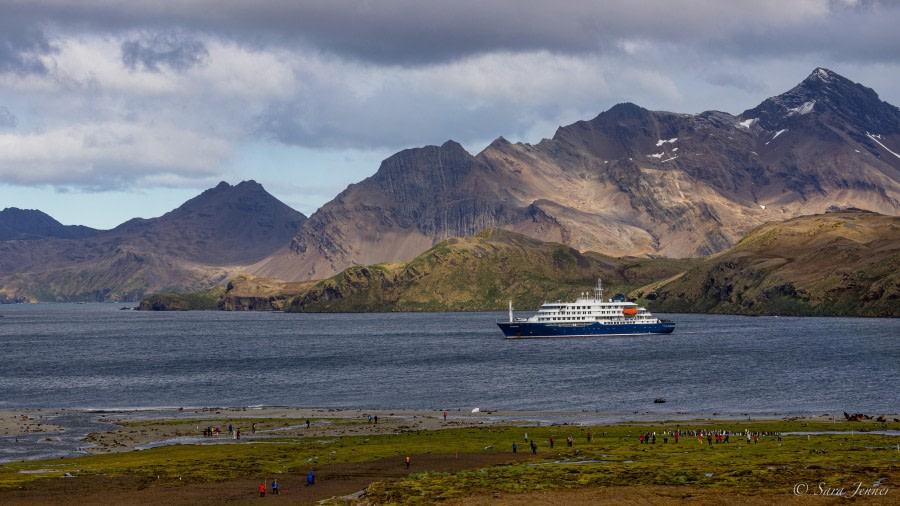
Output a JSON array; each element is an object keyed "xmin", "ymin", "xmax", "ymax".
[
  {"xmin": 1, "ymin": 68, "xmax": 899, "ymax": 304},
  {"xmin": 0, "ymin": 181, "xmax": 304, "ymax": 301},
  {"xmin": 138, "ymin": 210, "xmax": 898, "ymax": 316},
  {"xmin": 634, "ymin": 210, "xmax": 899, "ymax": 316},
  {"xmin": 0, "ymin": 207, "xmax": 99, "ymax": 241},
  {"xmin": 249, "ymin": 68, "xmax": 899, "ymax": 281},
  {"xmin": 139, "ymin": 228, "xmax": 696, "ymax": 312}
]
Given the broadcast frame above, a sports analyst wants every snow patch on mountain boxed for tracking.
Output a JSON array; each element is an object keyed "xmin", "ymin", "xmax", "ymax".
[
  {"xmin": 655, "ymin": 138, "xmax": 678, "ymax": 146},
  {"xmin": 787, "ymin": 101, "xmax": 815, "ymax": 116},
  {"xmin": 738, "ymin": 118, "xmax": 756, "ymax": 129},
  {"xmin": 866, "ymin": 133, "xmax": 900, "ymax": 160}
]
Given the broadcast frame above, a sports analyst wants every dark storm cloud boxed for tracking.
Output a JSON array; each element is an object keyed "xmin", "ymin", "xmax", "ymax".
[
  {"xmin": 13, "ymin": 1, "xmax": 898, "ymax": 66},
  {"xmin": 254, "ymin": 89, "xmax": 517, "ymax": 151},
  {"xmin": 0, "ymin": 17, "xmax": 54, "ymax": 75},
  {"xmin": 713, "ymin": 4, "xmax": 900, "ymax": 63},
  {"xmin": 121, "ymin": 32, "xmax": 210, "ymax": 72}
]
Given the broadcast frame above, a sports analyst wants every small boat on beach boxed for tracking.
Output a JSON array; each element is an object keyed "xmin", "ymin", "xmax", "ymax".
[{"xmin": 497, "ymin": 278, "xmax": 675, "ymax": 339}]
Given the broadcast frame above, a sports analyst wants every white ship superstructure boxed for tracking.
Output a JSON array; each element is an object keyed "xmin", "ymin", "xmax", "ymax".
[{"xmin": 498, "ymin": 278, "xmax": 674, "ymax": 338}]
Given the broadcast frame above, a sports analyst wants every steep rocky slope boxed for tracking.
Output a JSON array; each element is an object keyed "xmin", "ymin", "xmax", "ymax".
[
  {"xmin": 143, "ymin": 228, "xmax": 695, "ymax": 312},
  {"xmin": 287, "ymin": 228, "xmax": 694, "ymax": 312},
  {"xmin": 0, "ymin": 207, "xmax": 99, "ymax": 241},
  {"xmin": 633, "ymin": 210, "xmax": 899, "ymax": 316},
  {"xmin": 0, "ymin": 181, "xmax": 306, "ymax": 302},
  {"xmin": 142, "ymin": 213, "xmax": 898, "ymax": 317},
  {"xmin": 253, "ymin": 68, "xmax": 900, "ymax": 281}
]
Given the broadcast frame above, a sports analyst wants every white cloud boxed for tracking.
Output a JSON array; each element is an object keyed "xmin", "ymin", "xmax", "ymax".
[
  {"xmin": 0, "ymin": 0, "xmax": 896, "ymax": 215},
  {"xmin": 0, "ymin": 122, "xmax": 229, "ymax": 188}
]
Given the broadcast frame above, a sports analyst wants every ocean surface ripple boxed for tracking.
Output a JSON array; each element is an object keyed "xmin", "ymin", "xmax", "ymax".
[{"xmin": 0, "ymin": 304, "xmax": 897, "ymax": 415}]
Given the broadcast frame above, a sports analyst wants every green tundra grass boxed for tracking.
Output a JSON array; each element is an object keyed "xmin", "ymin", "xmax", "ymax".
[{"xmin": 1, "ymin": 417, "xmax": 896, "ymax": 503}]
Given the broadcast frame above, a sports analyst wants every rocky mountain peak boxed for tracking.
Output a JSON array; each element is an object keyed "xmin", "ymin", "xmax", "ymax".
[
  {"xmin": 0, "ymin": 207, "xmax": 99, "ymax": 240},
  {"xmin": 741, "ymin": 67, "xmax": 900, "ymax": 133},
  {"xmin": 258, "ymin": 67, "xmax": 900, "ymax": 282},
  {"xmin": 108, "ymin": 180, "xmax": 305, "ymax": 265},
  {"xmin": 595, "ymin": 102, "xmax": 651, "ymax": 123},
  {"xmin": 373, "ymin": 140, "xmax": 477, "ymax": 198}
]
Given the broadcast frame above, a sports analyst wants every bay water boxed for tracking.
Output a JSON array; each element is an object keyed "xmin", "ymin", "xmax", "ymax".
[{"xmin": 0, "ymin": 304, "xmax": 897, "ymax": 415}]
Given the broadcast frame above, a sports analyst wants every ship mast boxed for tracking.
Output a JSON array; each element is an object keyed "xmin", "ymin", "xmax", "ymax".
[
  {"xmin": 508, "ymin": 300, "xmax": 513, "ymax": 323},
  {"xmin": 594, "ymin": 278, "xmax": 603, "ymax": 301}
]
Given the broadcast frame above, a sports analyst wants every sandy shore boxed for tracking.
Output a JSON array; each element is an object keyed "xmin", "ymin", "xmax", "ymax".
[
  {"xmin": 2, "ymin": 408, "xmax": 897, "ymax": 505},
  {"xmin": 1, "ymin": 406, "xmax": 870, "ymax": 456},
  {"xmin": 81, "ymin": 407, "xmax": 551, "ymax": 454},
  {"xmin": 0, "ymin": 410, "xmax": 67, "ymax": 438}
]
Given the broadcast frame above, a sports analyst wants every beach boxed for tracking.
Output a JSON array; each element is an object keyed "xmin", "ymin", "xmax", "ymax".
[
  {"xmin": 0, "ymin": 407, "xmax": 896, "ymax": 504},
  {"xmin": 0, "ymin": 411, "xmax": 66, "ymax": 439},
  {"xmin": 2, "ymin": 407, "xmax": 860, "ymax": 456}
]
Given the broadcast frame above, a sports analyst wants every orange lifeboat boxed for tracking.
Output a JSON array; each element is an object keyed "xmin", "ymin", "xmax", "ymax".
[{"xmin": 623, "ymin": 307, "xmax": 638, "ymax": 316}]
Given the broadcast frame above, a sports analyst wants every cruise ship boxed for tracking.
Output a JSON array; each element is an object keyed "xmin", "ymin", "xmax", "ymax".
[{"xmin": 497, "ymin": 279, "xmax": 674, "ymax": 338}]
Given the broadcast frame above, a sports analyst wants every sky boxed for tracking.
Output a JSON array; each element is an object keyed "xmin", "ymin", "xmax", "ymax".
[{"xmin": 1, "ymin": 0, "xmax": 899, "ymax": 229}]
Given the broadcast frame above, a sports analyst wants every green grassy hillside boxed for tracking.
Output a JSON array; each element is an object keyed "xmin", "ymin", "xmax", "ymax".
[
  {"xmin": 287, "ymin": 228, "xmax": 694, "ymax": 312},
  {"xmin": 632, "ymin": 211, "xmax": 900, "ymax": 316},
  {"xmin": 140, "ymin": 212, "xmax": 898, "ymax": 317}
]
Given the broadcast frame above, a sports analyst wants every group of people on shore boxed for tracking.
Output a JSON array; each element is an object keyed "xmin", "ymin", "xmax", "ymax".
[
  {"xmin": 202, "ymin": 424, "xmax": 242, "ymax": 439},
  {"xmin": 204, "ymin": 419, "xmax": 313, "ymax": 440},
  {"xmin": 256, "ymin": 472, "xmax": 315, "ymax": 497},
  {"xmin": 512, "ymin": 428, "xmax": 784, "ymax": 453},
  {"xmin": 638, "ymin": 429, "xmax": 782, "ymax": 446},
  {"xmin": 516, "ymin": 432, "xmax": 595, "ymax": 453}
]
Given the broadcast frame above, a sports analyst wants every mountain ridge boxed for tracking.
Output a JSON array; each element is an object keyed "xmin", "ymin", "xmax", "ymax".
[
  {"xmin": 633, "ymin": 209, "xmax": 899, "ymax": 316},
  {"xmin": 0, "ymin": 207, "xmax": 100, "ymax": 241},
  {"xmin": 0, "ymin": 181, "xmax": 306, "ymax": 302},
  {"xmin": 253, "ymin": 67, "xmax": 899, "ymax": 281},
  {"xmin": 139, "ymin": 211, "xmax": 897, "ymax": 317}
]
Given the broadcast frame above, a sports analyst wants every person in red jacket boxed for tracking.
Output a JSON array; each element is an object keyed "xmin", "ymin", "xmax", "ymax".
[{"xmin": 258, "ymin": 483, "xmax": 265, "ymax": 497}]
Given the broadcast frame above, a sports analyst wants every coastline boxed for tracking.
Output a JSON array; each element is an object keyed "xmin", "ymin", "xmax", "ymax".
[
  {"xmin": 3, "ymin": 407, "xmax": 897, "ymax": 505},
  {"xmin": 0, "ymin": 411, "xmax": 67, "ymax": 438},
  {"xmin": 3, "ymin": 407, "xmax": 897, "ymax": 459}
]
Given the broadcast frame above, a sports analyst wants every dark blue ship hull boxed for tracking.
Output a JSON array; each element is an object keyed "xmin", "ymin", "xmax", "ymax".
[{"xmin": 497, "ymin": 320, "xmax": 674, "ymax": 338}]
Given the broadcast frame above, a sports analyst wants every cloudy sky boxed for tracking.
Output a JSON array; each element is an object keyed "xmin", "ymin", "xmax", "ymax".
[{"xmin": 1, "ymin": 0, "xmax": 898, "ymax": 228}]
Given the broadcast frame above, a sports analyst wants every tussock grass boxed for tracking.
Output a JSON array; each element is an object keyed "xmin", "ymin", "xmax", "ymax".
[{"xmin": 1, "ymin": 417, "xmax": 896, "ymax": 503}]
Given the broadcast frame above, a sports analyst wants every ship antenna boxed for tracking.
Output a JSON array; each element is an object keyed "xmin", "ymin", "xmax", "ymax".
[{"xmin": 595, "ymin": 278, "xmax": 603, "ymax": 301}]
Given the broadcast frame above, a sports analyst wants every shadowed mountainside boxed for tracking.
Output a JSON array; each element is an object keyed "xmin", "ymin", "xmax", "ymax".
[
  {"xmin": 0, "ymin": 181, "xmax": 306, "ymax": 302},
  {"xmin": 250, "ymin": 68, "xmax": 900, "ymax": 281},
  {"xmin": 0, "ymin": 207, "xmax": 99, "ymax": 241},
  {"xmin": 286, "ymin": 228, "xmax": 694, "ymax": 312},
  {"xmin": 142, "ymin": 228, "xmax": 696, "ymax": 312},
  {"xmin": 633, "ymin": 210, "xmax": 900, "ymax": 316},
  {"xmin": 142, "ymin": 212, "xmax": 898, "ymax": 317}
]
